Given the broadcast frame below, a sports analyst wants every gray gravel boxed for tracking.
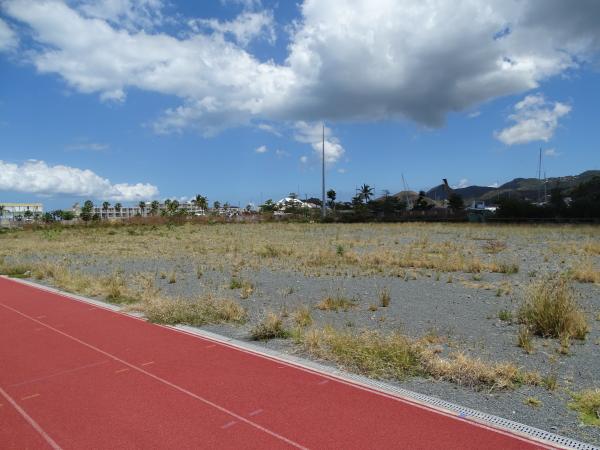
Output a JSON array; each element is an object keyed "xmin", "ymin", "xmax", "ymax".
[{"xmin": 12, "ymin": 240, "xmax": 600, "ymax": 446}]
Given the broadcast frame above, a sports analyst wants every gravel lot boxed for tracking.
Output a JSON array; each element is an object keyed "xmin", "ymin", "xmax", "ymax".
[{"xmin": 2, "ymin": 222, "xmax": 599, "ymax": 445}]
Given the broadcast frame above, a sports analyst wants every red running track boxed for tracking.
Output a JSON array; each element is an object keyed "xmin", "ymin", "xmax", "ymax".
[{"xmin": 0, "ymin": 276, "xmax": 550, "ymax": 449}]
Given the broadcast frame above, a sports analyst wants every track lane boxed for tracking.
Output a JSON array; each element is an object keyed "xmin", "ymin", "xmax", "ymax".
[{"xmin": 0, "ymin": 277, "xmax": 549, "ymax": 449}]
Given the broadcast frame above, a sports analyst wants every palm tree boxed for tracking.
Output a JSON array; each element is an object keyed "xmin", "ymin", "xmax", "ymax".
[
  {"xmin": 0, "ymin": 205, "xmax": 4, "ymax": 220},
  {"xmin": 327, "ymin": 189, "xmax": 337, "ymax": 210},
  {"xmin": 114, "ymin": 202, "xmax": 122, "ymax": 218},
  {"xmin": 359, "ymin": 184, "xmax": 374, "ymax": 204},
  {"xmin": 194, "ymin": 194, "xmax": 208, "ymax": 212},
  {"xmin": 102, "ymin": 201, "xmax": 110, "ymax": 219},
  {"xmin": 138, "ymin": 201, "xmax": 146, "ymax": 216},
  {"xmin": 150, "ymin": 200, "xmax": 160, "ymax": 215}
]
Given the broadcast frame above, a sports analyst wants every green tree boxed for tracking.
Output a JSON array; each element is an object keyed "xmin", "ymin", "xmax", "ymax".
[
  {"xmin": 213, "ymin": 201, "xmax": 221, "ymax": 210},
  {"xmin": 359, "ymin": 184, "xmax": 374, "ymax": 204},
  {"xmin": 138, "ymin": 201, "xmax": 146, "ymax": 216},
  {"xmin": 326, "ymin": 189, "xmax": 337, "ymax": 209},
  {"xmin": 81, "ymin": 200, "xmax": 94, "ymax": 221},
  {"xmin": 413, "ymin": 191, "xmax": 432, "ymax": 211},
  {"xmin": 259, "ymin": 199, "xmax": 277, "ymax": 213},
  {"xmin": 150, "ymin": 200, "xmax": 160, "ymax": 215},
  {"xmin": 102, "ymin": 201, "xmax": 110, "ymax": 218},
  {"xmin": 194, "ymin": 194, "xmax": 208, "ymax": 211},
  {"xmin": 448, "ymin": 193, "xmax": 465, "ymax": 212},
  {"xmin": 114, "ymin": 203, "xmax": 122, "ymax": 218}
]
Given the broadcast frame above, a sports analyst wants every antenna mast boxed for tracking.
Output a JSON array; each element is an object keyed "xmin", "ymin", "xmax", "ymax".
[{"xmin": 321, "ymin": 122, "xmax": 326, "ymax": 219}]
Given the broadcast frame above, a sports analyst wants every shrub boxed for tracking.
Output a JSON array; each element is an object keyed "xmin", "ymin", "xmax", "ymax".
[
  {"xmin": 378, "ymin": 287, "xmax": 391, "ymax": 307},
  {"xmin": 144, "ymin": 296, "xmax": 246, "ymax": 326},
  {"xmin": 250, "ymin": 312, "xmax": 290, "ymax": 340},
  {"xmin": 316, "ymin": 295, "xmax": 357, "ymax": 311},
  {"xmin": 518, "ymin": 276, "xmax": 588, "ymax": 340},
  {"xmin": 292, "ymin": 306, "xmax": 313, "ymax": 328},
  {"xmin": 569, "ymin": 389, "xmax": 600, "ymax": 426}
]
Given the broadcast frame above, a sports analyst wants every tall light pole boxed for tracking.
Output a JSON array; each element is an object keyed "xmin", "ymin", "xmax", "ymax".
[{"xmin": 321, "ymin": 122, "xmax": 326, "ymax": 219}]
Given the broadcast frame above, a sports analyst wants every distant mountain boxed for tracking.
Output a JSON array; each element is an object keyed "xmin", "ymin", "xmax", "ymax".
[{"xmin": 414, "ymin": 170, "xmax": 600, "ymax": 204}]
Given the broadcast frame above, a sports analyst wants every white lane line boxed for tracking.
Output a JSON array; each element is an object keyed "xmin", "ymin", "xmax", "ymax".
[
  {"xmin": 221, "ymin": 420, "xmax": 237, "ymax": 429},
  {"xmin": 0, "ymin": 302, "xmax": 307, "ymax": 450},
  {"xmin": 10, "ymin": 360, "xmax": 110, "ymax": 388},
  {"xmin": 21, "ymin": 394, "xmax": 40, "ymax": 401},
  {"xmin": 2, "ymin": 277, "xmax": 560, "ymax": 450},
  {"xmin": 317, "ymin": 380, "xmax": 329, "ymax": 386},
  {"xmin": 0, "ymin": 385, "xmax": 62, "ymax": 450},
  {"xmin": 248, "ymin": 409, "xmax": 263, "ymax": 417},
  {"xmin": 140, "ymin": 361, "xmax": 155, "ymax": 367}
]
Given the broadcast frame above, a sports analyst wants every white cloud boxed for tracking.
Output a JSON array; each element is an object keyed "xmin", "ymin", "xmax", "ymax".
[
  {"xmin": 299, "ymin": 155, "xmax": 308, "ymax": 163},
  {"xmin": 468, "ymin": 111, "xmax": 481, "ymax": 118},
  {"xmin": 495, "ymin": 94, "xmax": 571, "ymax": 145},
  {"xmin": 337, "ymin": 168, "xmax": 346, "ymax": 174},
  {"xmin": 544, "ymin": 148, "xmax": 561, "ymax": 157},
  {"xmin": 275, "ymin": 149, "xmax": 289, "ymax": 158},
  {"xmin": 0, "ymin": 160, "xmax": 158, "ymax": 201},
  {"xmin": 190, "ymin": 10, "xmax": 275, "ymax": 47},
  {"xmin": 452, "ymin": 178, "xmax": 469, "ymax": 189},
  {"xmin": 78, "ymin": 0, "xmax": 166, "ymax": 31},
  {"xmin": 0, "ymin": 18, "xmax": 17, "ymax": 51},
  {"xmin": 257, "ymin": 123, "xmax": 281, "ymax": 136},
  {"xmin": 294, "ymin": 121, "xmax": 344, "ymax": 164},
  {"xmin": 3, "ymin": 0, "xmax": 600, "ymax": 135},
  {"xmin": 255, "ymin": 144, "xmax": 267, "ymax": 153},
  {"xmin": 488, "ymin": 182, "xmax": 499, "ymax": 188}
]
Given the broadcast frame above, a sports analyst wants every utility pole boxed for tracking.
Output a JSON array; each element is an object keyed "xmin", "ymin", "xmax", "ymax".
[
  {"xmin": 538, "ymin": 148, "xmax": 542, "ymax": 204},
  {"xmin": 321, "ymin": 122, "xmax": 326, "ymax": 219}
]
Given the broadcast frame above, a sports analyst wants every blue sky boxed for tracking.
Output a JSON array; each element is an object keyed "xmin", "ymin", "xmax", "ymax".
[{"xmin": 1, "ymin": 0, "xmax": 599, "ymax": 210}]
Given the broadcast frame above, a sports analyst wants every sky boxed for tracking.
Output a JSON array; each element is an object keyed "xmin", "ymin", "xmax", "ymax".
[{"xmin": 1, "ymin": 0, "xmax": 599, "ymax": 210}]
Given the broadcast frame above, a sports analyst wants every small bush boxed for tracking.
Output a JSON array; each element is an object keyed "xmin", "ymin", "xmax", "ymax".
[
  {"xmin": 378, "ymin": 287, "xmax": 391, "ymax": 307},
  {"xmin": 524, "ymin": 397, "xmax": 541, "ymax": 408},
  {"xmin": 292, "ymin": 306, "xmax": 313, "ymax": 328},
  {"xmin": 498, "ymin": 309, "xmax": 512, "ymax": 322},
  {"xmin": 518, "ymin": 276, "xmax": 588, "ymax": 340},
  {"xmin": 251, "ymin": 312, "xmax": 290, "ymax": 340},
  {"xmin": 517, "ymin": 326, "xmax": 534, "ymax": 353},
  {"xmin": 303, "ymin": 328, "xmax": 420, "ymax": 380},
  {"xmin": 569, "ymin": 389, "xmax": 600, "ymax": 426},
  {"xmin": 144, "ymin": 296, "xmax": 246, "ymax": 326},
  {"xmin": 229, "ymin": 277, "xmax": 243, "ymax": 289},
  {"xmin": 316, "ymin": 295, "xmax": 357, "ymax": 312},
  {"xmin": 482, "ymin": 240, "xmax": 507, "ymax": 254}
]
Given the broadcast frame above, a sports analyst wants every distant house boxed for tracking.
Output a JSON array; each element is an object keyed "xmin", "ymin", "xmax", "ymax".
[
  {"xmin": 0, "ymin": 202, "xmax": 43, "ymax": 225},
  {"xmin": 275, "ymin": 197, "xmax": 318, "ymax": 211}
]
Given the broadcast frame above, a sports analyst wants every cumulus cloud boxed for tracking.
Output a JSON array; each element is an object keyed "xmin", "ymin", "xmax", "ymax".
[
  {"xmin": 0, "ymin": 18, "xmax": 17, "ymax": 51},
  {"xmin": 255, "ymin": 144, "xmax": 267, "ymax": 153},
  {"xmin": 294, "ymin": 121, "xmax": 344, "ymax": 164},
  {"xmin": 544, "ymin": 148, "xmax": 560, "ymax": 157},
  {"xmin": 495, "ymin": 94, "xmax": 571, "ymax": 145},
  {"xmin": 190, "ymin": 10, "xmax": 275, "ymax": 47},
  {"xmin": 0, "ymin": 160, "xmax": 159, "ymax": 201},
  {"xmin": 2, "ymin": 0, "xmax": 600, "ymax": 134},
  {"xmin": 77, "ymin": 0, "xmax": 166, "ymax": 30}
]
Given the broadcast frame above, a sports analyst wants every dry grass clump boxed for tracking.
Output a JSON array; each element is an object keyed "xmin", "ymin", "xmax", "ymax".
[
  {"xmin": 482, "ymin": 240, "xmax": 507, "ymax": 254},
  {"xmin": 292, "ymin": 306, "xmax": 313, "ymax": 328},
  {"xmin": 517, "ymin": 326, "xmax": 534, "ymax": 353},
  {"xmin": 303, "ymin": 328, "xmax": 421, "ymax": 379},
  {"xmin": 569, "ymin": 389, "xmax": 600, "ymax": 426},
  {"xmin": 569, "ymin": 260, "xmax": 600, "ymax": 284},
  {"xmin": 301, "ymin": 327, "xmax": 540, "ymax": 390},
  {"xmin": 518, "ymin": 276, "xmax": 588, "ymax": 340},
  {"xmin": 0, "ymin": 259, "xmax": 33, "ymax": 277},
  {"xmin": 144, "ymin": 295, "xmax": 246, "ymax": 326},
  {"xmin": 421, "ymin": 350, "xmax": 540, "ymax": 390},
  {"xmin": 250, "ymin": 312, "xmax": 290, "ymax": 340},
  {"xmin": 378, "ymin": 287, "xmax": 391, "ymax": 307},
  {"xmin": 316, "ymin": 295, "xmax": 357, "ymax": 312}
]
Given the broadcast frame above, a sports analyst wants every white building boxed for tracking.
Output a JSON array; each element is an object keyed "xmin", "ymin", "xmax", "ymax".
[
  {"xmin": 0, "ymin": 203, "xmax": 43, "ymax": 225},
  {"xmin": 275, "ymin": 197, "xmax": 318, "ymax": 211},
  {"xmin": 73, "ymin": 201, "xmax": 206, "ymax": 220}
]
